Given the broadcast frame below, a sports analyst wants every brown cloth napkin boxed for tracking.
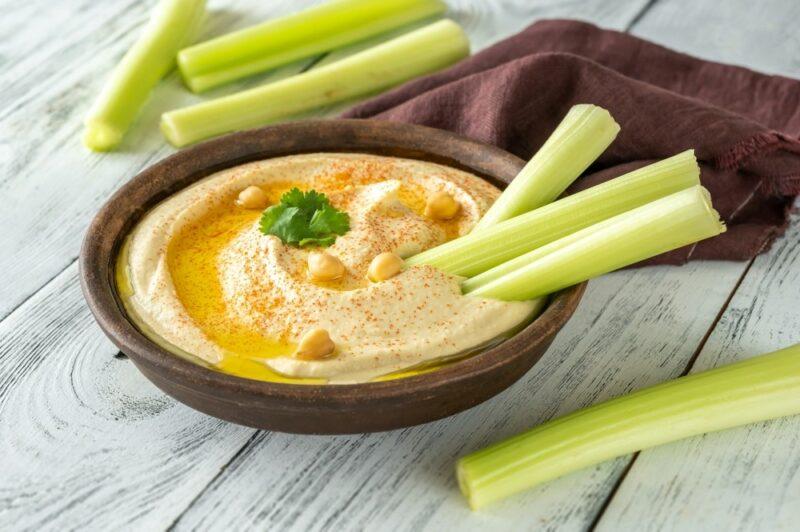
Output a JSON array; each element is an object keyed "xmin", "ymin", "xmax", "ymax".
[{"xmin": 342, "ymin": 19, "xmax": 800, "ymax": 265}]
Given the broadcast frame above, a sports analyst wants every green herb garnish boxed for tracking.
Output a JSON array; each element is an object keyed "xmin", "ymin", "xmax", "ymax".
[{"xmin": 259, "ymin": 188, "xmax": 350, "ymax": 247}]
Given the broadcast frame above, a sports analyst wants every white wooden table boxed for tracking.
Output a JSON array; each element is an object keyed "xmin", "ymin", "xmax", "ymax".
[{"xmin": 2, "ymin": 1, "xmax": 799, "ymax": 530}]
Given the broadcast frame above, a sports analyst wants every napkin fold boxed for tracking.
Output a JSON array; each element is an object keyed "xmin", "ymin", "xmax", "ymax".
[{"xmin": 342, "ymin": 19, "xmax": 800, "ymax": 264}]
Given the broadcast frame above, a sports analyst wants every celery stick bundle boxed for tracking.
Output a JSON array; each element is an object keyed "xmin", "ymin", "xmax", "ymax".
[
  {"xmin": 161, "ymin": 20, "xmax": 469, "ymax": 147},
  {"xmin": 178, "ymin": 0, "xmax": 447, "ymax": 92},
  {"xmin": 407, "ymin": 149, "xmax": 701, "ymax": 277},
  {"xmin": 457, "ymin": 343, "xmax": 800, "ymax": 509},
  {"xmin": 83, "ymin": 0, "xmax": 206, "ymax": 151},
  {"xmin": 408, "ymin": 104, "xmax": 725, "ymax": 302},
  {"xmin": 464, "ymin": 186, "xmax": 725, "ymax": 300}
]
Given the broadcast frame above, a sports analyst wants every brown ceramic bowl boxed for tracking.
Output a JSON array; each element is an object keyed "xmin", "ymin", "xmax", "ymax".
[{"xmin": 80, "ymin": 119, "xmax": 585, "ymax": 434}]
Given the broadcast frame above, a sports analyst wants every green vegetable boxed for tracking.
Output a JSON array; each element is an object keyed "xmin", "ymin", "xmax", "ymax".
[
  {"xmin": 83, "ymin": 0, "xmax": 206, "ymax": 151},
  {"xmin": 407, "ymin": 150, "xmax": 700, "ymax": 277},
  {"xmin": 472, "ymin": 104, "xmax": 620, "ymax": 231},
  {"xmin": 465, "ymin": 185, "xmax": 725, "ymax": 300},
  {"xmin": 161, "ymin": 19, "xmax": 469, "ymax": 147},
  {"xmin": 457, "ymin": 342, "xmax": 800, "ymax": 510},
  {"xmin": 178, "ymin": 0, "xmax": 447, "ymax": 92},
  {"xmin": 260, "ymin": 188, "xmax": 350, "ymax": 247}
]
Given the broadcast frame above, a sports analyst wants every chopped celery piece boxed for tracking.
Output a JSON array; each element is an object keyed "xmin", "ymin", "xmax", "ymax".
[
  {"xmin": 473, "ymin": 104, "xmax": 620, "ymax": 231},
  {"xmin": 407, "ymin": 150, "xmax": 699, "ymax": 277},
  {"xmin": 178, "ymin": 0, "xmax": 446, "ymax": 92},
  {"xmin": 83, "ymin": 0, "xmax": 206, "ymax": 151},
  {"xmin": 161, "ymin": 19, "xmax": 469, "ymax": 147},
  {"xmin": 466, "ymin": 186, "xmax": 725, "ymax": 301},
  {"xmin": 457, "ymin": 343, "xmax": 800, "ymax": 510}
]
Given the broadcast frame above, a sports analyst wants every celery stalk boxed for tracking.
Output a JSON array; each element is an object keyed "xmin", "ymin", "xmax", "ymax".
[
  {"xmin": 466, "ymin": 186, "xmax": 725, "ymax": 301},
  {"xmin": 178, "ymin": 0, "xmax": 446, "ymax": 92},
  {"xmin": 161, "ymin": 19, "xmax": 469, "ymax": 147},
  {"xmin": 407, "ymin": 150, "xmax": 699, "ymax": 277},
  {"xmin": 82, "ymin": 0, "xmax": 206, "ymax": 151},
  {"xmin": 472, "ymin": 105, "xmax": 620, "ymax": 231},
  {"xmin": 457, "ymin": 343, "xmax": 800, "ymax": 510}
]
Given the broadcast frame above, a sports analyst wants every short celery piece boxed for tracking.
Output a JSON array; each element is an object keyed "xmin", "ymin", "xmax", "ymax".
[
  {"xmin": 83, "ymin": 0, "xmax": 206, "ymax": 151},
  {"xmin": 178, "ymin": 0, "xmax": 446, "ymax": 92},
  {"xmin": 472, "ymin": 104, "xmax": 620, "ymax": 231},
  {"xmin": 457, "ymin": 343, "xmax": 800, "ymax": 509},
  {"xmin": 466, "ymin": 186, "xmax": 725, "ymax": 301},
  {"xmin": 407, "ymin": 150, "xmax": 700, "ymax": 277},
  {"xmin": 161, "ymin": 19, "xmax": 469, "ymax": 147}
]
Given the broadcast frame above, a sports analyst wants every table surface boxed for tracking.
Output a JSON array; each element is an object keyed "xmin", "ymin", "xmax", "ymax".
[{"xmin": 2, "ymin": 0, "xmax": 799, "ymax": 530}]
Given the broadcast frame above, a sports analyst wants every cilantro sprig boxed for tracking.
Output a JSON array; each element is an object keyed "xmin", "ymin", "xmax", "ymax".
[{"xmin": 259, "ymin": 188, "xmax": 350, "ymax": 247}]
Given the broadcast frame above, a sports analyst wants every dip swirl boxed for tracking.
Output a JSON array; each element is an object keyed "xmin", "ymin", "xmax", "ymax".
[{"xmin": 119, "ymin": 154, "xmax": 538, "ymax": 383}]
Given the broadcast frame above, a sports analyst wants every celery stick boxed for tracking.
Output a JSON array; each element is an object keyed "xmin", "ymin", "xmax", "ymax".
[
  {"xmin": 457, "ymin": 343, "xmax": 800, "ymax": 510},
  {"xmin": 472, "ymin": 104, "xmax": 620, "ymax": 231},
  {"xmin": 178, "ymin": 0, "xmax": 446, "ymax": 92},
  {"xmin": 161, "ymin": 19, "xmax": 469, "ymax": 147},
  {"xmin": 407, "ymin": 150, "xmax": 699, "ymax": 277},
  {"xmin": 83, "ymin": 0, "xmax": 206, "ymax": 151},
  {"xmin": 461, "ymin": 213, "xmax": 631, "ymax": 291},
  {"xmin": 466, "ymin": 186, "xmax": 725, "ymax": 301}
]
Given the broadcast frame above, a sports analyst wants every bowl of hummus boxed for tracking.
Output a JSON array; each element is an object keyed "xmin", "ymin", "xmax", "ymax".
[{"xmin": 81, "ymin": 120, "xmax": 585, "ymax": 434}]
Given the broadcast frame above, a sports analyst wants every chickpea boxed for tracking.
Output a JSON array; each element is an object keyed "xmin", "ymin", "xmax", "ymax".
[
  {"xmin": 424, "ymin": 191, "xmax": 460, "ymax": 220},
  {"xmin": 308, "ymin": 251, "xmax": 345, "ymax": 281},
  {"xmin": 236, "ymin": 185, "xmax": 269, "ymax": 209},
  {"xmin": 294, "ymin": 328, "xmax": 336, "ymax": 360},
  {"xmin": 368, "ymin": 252, "xmax": 404, "ymax": 282}
]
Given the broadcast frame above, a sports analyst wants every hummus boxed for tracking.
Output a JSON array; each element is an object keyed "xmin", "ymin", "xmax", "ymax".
[{"xmin": 118, "ymin": 153, "xmax": 539, "ymax": 383}]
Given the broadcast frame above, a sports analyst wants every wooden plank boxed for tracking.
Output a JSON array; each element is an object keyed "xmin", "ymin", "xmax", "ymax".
[
  {"xmin": 0, "ymin": 265, "xmax": 256, "ymax": 530},
  {"xmin": 445, "ymin": 0, "xmax": 648, "ymax": 48},
  {"xmin": 630, "ymin": 0, "xmax": 800, "ymax": 78},
  {"xmin": 592, "ymin": 0, "xmax": 800, "ymax": 528},
  {"xmin": 597, "ymin": 208, "xmax": 800, "ymax": 531}
]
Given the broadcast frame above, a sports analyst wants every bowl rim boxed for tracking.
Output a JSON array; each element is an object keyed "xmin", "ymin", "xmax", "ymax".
[{"xmin": 80, "ymin": 119, "xmax": 585, "ymax": 405}]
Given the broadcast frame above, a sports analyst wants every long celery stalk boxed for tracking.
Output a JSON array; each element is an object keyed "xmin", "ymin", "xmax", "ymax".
[
  {"xmin": 407, "ymin": 150, "xmax": 699, "ymax": 277},
  {"xmin": 161, "ymin": 19, "xmax": 469, "ymax": 147},
  {"xmin": 457, "ymin": 343, "xmax": 800, "ymax": 509},
  {"xmin": 466, "ymin": 186, "xmax": 725, "ymax": 301},
  {"xmin": 472, "ymin": 105, "xmax": 620, "ymax": 231},
  {"xmin": 83, "ymin": 0, "xmax": 206, "ymax": 151},
  {"xmin": 178, "ymin": 0, "xmax": 446, "ymax": 92}
]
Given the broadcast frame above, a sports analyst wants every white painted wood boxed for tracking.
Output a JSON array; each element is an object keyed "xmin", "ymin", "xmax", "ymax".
[
  {"xmin": 1, "ymin": 0, "xmax": 798, "ymax": 530},
  {"xmin": 0, "ymin": 265, "xmax": 256, "ymax": 531},
  {"xmin": 591, "ymin": 1, "xmax": 800, "ymax": 528},
  {"xmin": 445, "ymin": 0, "xmax": 648, "ymax": 49},
  {"xmin": 597, "ymin": 208, "xmax": 800, "ymax": 532},
  {"xmin": 631, "ymin": 0, "xmax": 800, "ymax": 79}
]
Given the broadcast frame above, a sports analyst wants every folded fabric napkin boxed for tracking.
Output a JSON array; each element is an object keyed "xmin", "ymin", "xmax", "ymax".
[{"xmin": 342, "ymin": 19, "xmax": 800, "ymax": 265}]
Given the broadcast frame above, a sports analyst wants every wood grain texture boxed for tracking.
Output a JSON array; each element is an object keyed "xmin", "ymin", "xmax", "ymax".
[
  {"xmin": 631, "ymin": 0, "xmax": 800, "ymax": 78},
  {"xmin": 596, "ymin": 209, "xmax": 800, "ymax": 532},
  {"xmin": 591, "ymin": 1, "xmax": 800, "ymax": 528},
  {"xmin": 2, "ymin": 0, "xmax": 799, "ymax": 530},
  {"xmin": 0, "ymin": 265, "xmax": 255, "ymax": 531}
]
